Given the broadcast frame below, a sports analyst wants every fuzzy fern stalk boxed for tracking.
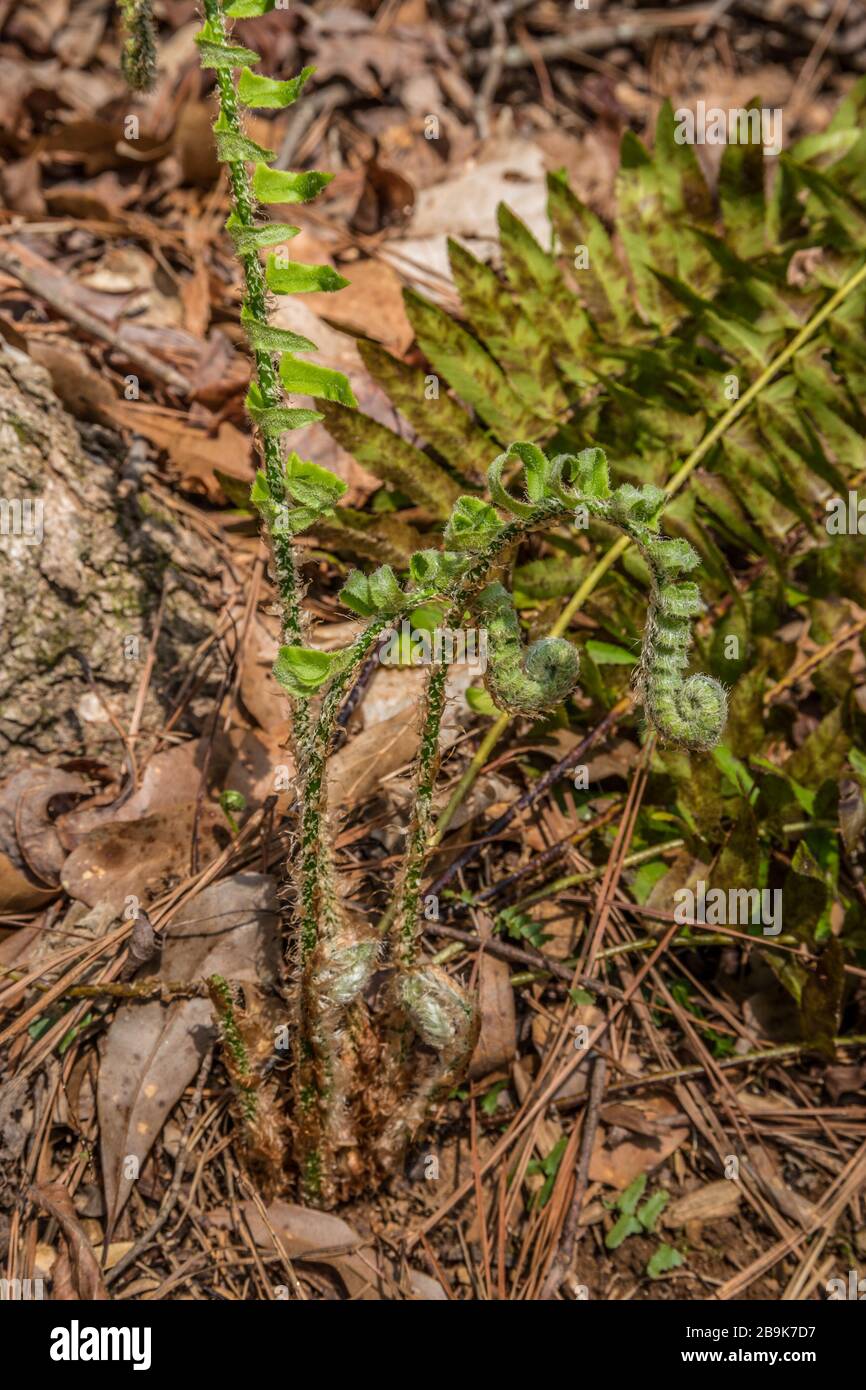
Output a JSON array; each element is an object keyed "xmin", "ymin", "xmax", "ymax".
[
  {"xmin": 605, "ymin": 486, "xmax": 728, "ymax": 749},
  {"xmin": 118, "ymin": 0, "xmax": 157, "ymax": 91},
  {"xmin": 191, "ymin": 0, "xmax": 364, "ymax": 1202},
  {"xmin": 207, "ymin": 975, "xmax": 284, "ymax": 1192}
]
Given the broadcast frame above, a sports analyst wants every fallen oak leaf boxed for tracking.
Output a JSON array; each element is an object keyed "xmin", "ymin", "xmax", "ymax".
[
  {"xmin": 589, "ymin": 1095, "xmax": 689, "ymax": 1188},
  {"xmin": 662, "ymin": 1180, "xmax": 742, "ymax": 1229},
  {"xmin": 0, "ymin": 766, "xmax": 88, "ymax": 882},
  {"xmin": 469, "ymin": 917, "xmax": 516, "ymax": 1081},
  {"xmin": 0, "ymin": 851, "xmax": 57, "ymax": 912}
]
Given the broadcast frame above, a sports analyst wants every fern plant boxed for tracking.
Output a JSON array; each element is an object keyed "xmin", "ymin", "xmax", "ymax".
[
  {"xmin": 114, "ymin": 0, "xmax": 733, "ymax": 1205},
  {"xmin": 302, "ymin": 84, "xmax": 866, "ymax": 1050},
  {"xmin": 268, "ymin": 439, "xmax": 725, "ymax": 1198}
]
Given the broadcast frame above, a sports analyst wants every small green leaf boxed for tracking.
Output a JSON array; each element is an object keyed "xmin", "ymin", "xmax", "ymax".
[
  {"xmin": 250, "ymin": 470, "xmax": 270, "ymax": 506},
  {"xmin": 238, "ymin": 65, "xmax": 313, "ymax": 108},
  {"xmin": 466, "ymin": 686, "xmax": 500, "ymax": 716},
  {"xmin": 605, "ymin": 1213, "xmax": 642, "ymax": 1250},
  {"xmin": 646, "ymin": 1244, "xmax": 684, "ymax": 1279},
  {"xmin": 214, "ymin": 129, "xmax": 276, "ymax": 164},
  {"xmin": 227, "ymin": 0, "xmax": 275, "ymax": 14},
  {"xmin": 638, "ymin": 1189, "xmax": 669, "ymax": 1232},
  {"xmin": 585, "ymin": 640, "xmax": 636, "ymax": 666},
  {"xmin": 338, "ymin": 565, "xmax": 406, "ymax": 617},
  {"xmin": 59, "ymin": 1013, "xmax": 95, "ymax": 1055},
  {"xmin": 339, "ymin": 570, "xmax": 376, "ymax": 618},
  {"xmin": 630, "ymin": 860, "xmax": 670, "ymax": 904},
  {"xmin": 409, "ymin": 604, "xmax": 445, "ymax": 633},
  {"xmin": 195, "ymin": 33, "xmax": 261, "ymax": 69},
  {"xmin": 279, "ymin": 355, "xmax": 357, "ymax": 407},
  {"xmin": 265, "ymin": 257, "xmax": 349, "ymax": 295},
  {"xmin": 487, "ymin": 443, "xmax": 545, "ymax": 518},
  {"xmin": 284, "ymin": 453, "xmax": 347, "ymax": 509},
  {"xmin": 273, "ymin": 645, "xmax": 342, "ymax": 697},
  {"xmin": 617, "ymin": 1173, "xmax": 647, "ymax": 1216},
  {"xmin": 408, "ymin": 549, "xmax": 470, "ymax": 589},
  {"xmin": 245, "ymin": 383, "xmax": 322, "ymax": 433},
  {"xmin": 480, "ymin": 1080, "xmax": 508, "ymax": 1116},
  {"xmin": 571, "ymin": 447, "xmax": 611, "ymax": 501},
  {"xmin": 368, "ymin": 565, "xmax": 405, "ymax": 614},
  {"xmin": 253, "ymin": 165, "xmax": 334, "ymax": 205},
  {"xmin": 229, "ymin": 219, "xmax": 301, "ymax": 254},
  {"xmin": 443, "ymin": 496, "xmax": 503, "ymax": 552},
  {"xmin": 241, "ymin": 306, "xmax": 315, "ymax": 354}
]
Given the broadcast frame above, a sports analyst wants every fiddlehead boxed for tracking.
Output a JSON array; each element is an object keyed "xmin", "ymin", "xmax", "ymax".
[
  {"xmin": 374, "ymin": 964, "xmax": 479, "ymax": 1173},
  {"xmin": 605, "ymin": 484, "xmax": 728, "ymax": 749},
  {"xmin": 473, "ymin": 581, "xmax": 580, "ymax": 716}
]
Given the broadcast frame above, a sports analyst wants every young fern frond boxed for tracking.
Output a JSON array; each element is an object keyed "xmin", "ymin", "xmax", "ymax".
[
  {"xmin": 607, "ymin": 488, "xmax": 728, "ymax": 749},
  {"xmin": 275, "ymin": 442, "xmax": 727, "ymax": 1176},
  {"xmin": 192, "ymin": 0, "xmax": 361, "ymax": 1201},
  {"xmin": 119, "ymin": 2, "xmax": 729, "ymax": 1203},
  {"xmin": 474, "ymin": 582, "xmax": 581, "ymax": 716}
]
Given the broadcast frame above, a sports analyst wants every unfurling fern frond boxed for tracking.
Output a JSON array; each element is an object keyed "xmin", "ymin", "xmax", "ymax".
[
  {"xmin": 116, "ymin": 0, "xmax": 866, "ymax": 1210},
  {"xmin": 474, "ymin": 581, "xmax": 581, "ymax": 716}
]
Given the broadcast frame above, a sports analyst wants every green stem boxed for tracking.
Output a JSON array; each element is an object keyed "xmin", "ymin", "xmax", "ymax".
[
  {"xmin": 378, "ymin": 502, "xmax": 573, "ymax": 947},
  {"xmin": 394, "ymin": 664, "xmax": 447, "ymax": 967}
]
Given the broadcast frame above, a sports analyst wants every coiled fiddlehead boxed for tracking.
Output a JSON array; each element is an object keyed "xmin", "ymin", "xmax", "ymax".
[
  {"xmin": 473, "ymin": 581, "xmax": 580, "ymax": 716},
  {"xmin": 374, "ymin": 965, "xmax": 479, "ymax": 1173},
  {"xmin": 606, "ymin": 484, "xmax": 728, "ymax": 749}
]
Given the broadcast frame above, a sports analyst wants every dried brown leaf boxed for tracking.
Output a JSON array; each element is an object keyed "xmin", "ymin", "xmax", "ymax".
[{"xmin": 30, "ymin": 1181, "xmax": 109, "ymax": 1301}]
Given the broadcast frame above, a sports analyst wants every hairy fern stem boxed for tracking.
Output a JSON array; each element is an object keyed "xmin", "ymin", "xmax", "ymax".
[
  {"xmin": 195, "ymin": 0, "xmax": 357, "ymax": 1200},
  {"xmin": 118, "ymin": 0, "xmax": 157, "ymax": 91}
]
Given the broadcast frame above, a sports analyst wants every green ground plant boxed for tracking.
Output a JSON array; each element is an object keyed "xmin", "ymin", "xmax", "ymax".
[{"xmin": 117, "ymin": 3, "xmax": 866, "ymax": 1206}]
